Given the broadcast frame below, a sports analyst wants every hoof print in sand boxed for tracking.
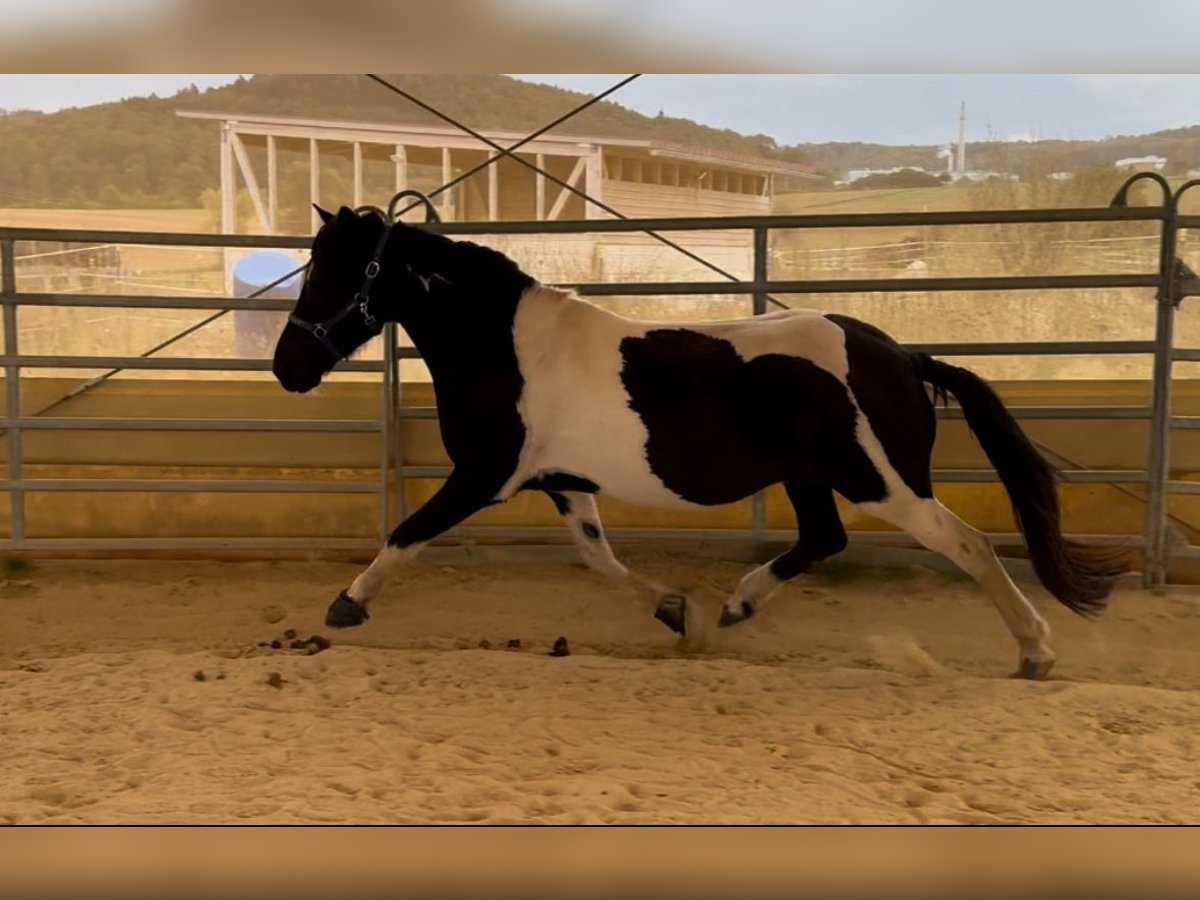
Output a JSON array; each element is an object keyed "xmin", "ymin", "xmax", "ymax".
[{"xmin": 549, "ymin": 636, "xmax": 570, "ymax": 657}]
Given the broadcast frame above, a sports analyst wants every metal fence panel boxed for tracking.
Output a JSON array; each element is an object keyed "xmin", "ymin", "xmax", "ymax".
[{"xmin": 0, "ymin": 187, "xmax": 1188, "ymax": 579}]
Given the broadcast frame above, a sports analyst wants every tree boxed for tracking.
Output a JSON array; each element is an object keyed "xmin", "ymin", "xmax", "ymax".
[{"xmin": 845, "ymin": 168, "xmax": 946, "ymax": 190}]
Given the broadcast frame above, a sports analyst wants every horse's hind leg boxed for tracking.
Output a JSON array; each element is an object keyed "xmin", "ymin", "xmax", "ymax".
[
  {"xmin": 718, "ymin": 482, "xmax": 848, "ymax": 627},
  {"xmin": 860, "ymin": 493, "xmax": 1055, "ymax": 679},
  {"xmin": 547, "ymin": 491, "xmax": 691, "ymax": 636}
]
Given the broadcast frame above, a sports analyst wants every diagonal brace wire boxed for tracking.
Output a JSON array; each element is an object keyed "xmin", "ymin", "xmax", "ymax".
[{"xmin": 366, "ymin": 74, "xmax": 788, "ymax": 310}]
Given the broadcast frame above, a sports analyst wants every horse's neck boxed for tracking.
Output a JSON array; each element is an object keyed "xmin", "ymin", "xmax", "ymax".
[{"xmin": 395, "ymin": 283, "xmax": 528, "ymax": 389}]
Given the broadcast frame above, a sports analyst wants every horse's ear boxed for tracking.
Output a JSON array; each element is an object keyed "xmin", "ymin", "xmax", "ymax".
[{"xmin": 313, "ymin": 205, "xmax": 335, "ymax": 226}]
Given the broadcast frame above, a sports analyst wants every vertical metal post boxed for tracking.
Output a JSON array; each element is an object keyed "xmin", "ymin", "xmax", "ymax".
[
  {"xmin": 378, "ymin": 323, "xmax": 397, "ymax": 543},
  {"xmin": 1143, "ymin": 209, "xmax": 1179, "ymax": 586},
  {"xmin": 1, "ymin": 240, "xmax": 24, "ymax": 549},
  {"xmin": 386, "ymin": 323, "xmax": 406, "ymax": 527},
  {"xmin": 751, "ymin": 226, "xmax": 768, "ymax": 546}
]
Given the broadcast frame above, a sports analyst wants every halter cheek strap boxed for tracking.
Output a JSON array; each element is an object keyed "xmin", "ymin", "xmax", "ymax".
[
  {"xmin": 288, "ymin": 223, "xmax": 392, "ymax": 361},
  {"xmin": 288, "ymin": 190, "xmax": 441, "ymax": 362}
]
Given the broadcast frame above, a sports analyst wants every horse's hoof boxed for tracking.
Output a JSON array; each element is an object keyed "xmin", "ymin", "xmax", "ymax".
[
  {"xmin": 325, "ymin": 591, "xmax": 370, "ymax": 629},
  {"xmin": 654, "ymin": 595, "xmax": 688, "ymax": 636},
  {"xmin": 1015, "ymin": 657, "xmax": 1055, "ymax": 680},
  {"xmin": 718, "ymin": 601, "xmax": 754, "ymax": 629}
]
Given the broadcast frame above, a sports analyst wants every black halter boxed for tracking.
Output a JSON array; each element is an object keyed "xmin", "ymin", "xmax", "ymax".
[
  {"xmin": 287, "ymin": 226, "xmax": 389, "ymax": 361},
  {"xmin": 287, "ymin": 190, "xmax": 440, "ymax": 361}
]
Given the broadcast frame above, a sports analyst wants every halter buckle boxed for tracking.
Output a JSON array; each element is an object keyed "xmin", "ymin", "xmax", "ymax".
[
  {"xmin": 358, "ymin": 294, "xmax": 377, "ymax": 328},
  {"xmin": 312, "ymin": 324, "xmax": 327, "ymax": 339},
  {"xmin": 365, "ymin": 260, "xmax": 380, "ymax": 278}
]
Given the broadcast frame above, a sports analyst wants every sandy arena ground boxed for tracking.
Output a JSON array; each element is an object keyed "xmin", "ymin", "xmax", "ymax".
[{"xmin": 2, "ymin": 553, "xmax": 1199, "ymax": 824}]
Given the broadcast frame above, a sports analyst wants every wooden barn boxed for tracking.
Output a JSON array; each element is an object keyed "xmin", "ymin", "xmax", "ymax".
[
  {"xmin": 179, "ymin": 110, "xmax": 821, "ymax": 362},
  {"xmin": 177, "ymin": 110, "xmax": 819, "ymax": 233}
]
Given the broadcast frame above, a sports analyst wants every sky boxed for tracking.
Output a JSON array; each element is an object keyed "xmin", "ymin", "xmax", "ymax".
[{"xmin": 3, "ymin": 74, "xmax": 1200, "ymax": 147}]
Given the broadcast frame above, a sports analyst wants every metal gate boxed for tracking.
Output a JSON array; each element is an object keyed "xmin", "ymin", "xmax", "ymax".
[{"xmin": 2, "ymin": 171, "xmax": 1199, "ymax": 584}]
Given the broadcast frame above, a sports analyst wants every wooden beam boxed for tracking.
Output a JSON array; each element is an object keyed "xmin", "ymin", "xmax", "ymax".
[
  {"xmin": 267, "ymin": 135, "xmax": 278, "ymax": 232},
  {"xmin": 547, "ymin": 157, "xmax": 586, "ymax": 221},
  {"xmin": 441, "ymin": 147, "xmax": 453, "ymax": 220},
  {"xmin": 309, "ymin": 139, "xmax": 320, "ymax": 233},
  {"xmin": 229, "ymin": 132, "xmax": 271, "ymax": 234}
]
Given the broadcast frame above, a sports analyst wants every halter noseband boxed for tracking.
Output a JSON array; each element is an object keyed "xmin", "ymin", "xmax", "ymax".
[{"xmin": 287, "ymin": 190, "xmax": 440, "ymax": 361}]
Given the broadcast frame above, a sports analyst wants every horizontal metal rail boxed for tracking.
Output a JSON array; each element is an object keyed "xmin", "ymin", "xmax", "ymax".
[
  {"xmin": 0, "ymin": 205, "xmax": 1167, "ymax": 247},
  {"xmin": 936, "ymin": 406, "xmax": 1150, "ymax": 419},
  {"xmin": 11, "ymin": 274, "xmax": 1158, "ymax": 312},
  {"xmin": 0, "ymin": 355, "xmax": 390, "ymax": 371},
  {"xmin": 395, "ymin": 464, "xmax": 1148, "ymax": 484},
  {"xmin": 2, "ymin": 417, "xmax": 381, "ymax": 432},
  {"xmin": 396, "ymin": 405, "xmax": 1153, "ymax": 421},
  {"xmin": 0, "ymin": 479, "xmax": 379, "ymax": 493},
  {"xmin": 2, "ymin": 529, "xmax": 1143, "ymax": 555},
  {"xmin": 12, "ymin": 292, "xmax": 302, "ymax": 311},
  {"xmin": 573, "ymin": 274, "xmax": 1161, "ymax": 296}
]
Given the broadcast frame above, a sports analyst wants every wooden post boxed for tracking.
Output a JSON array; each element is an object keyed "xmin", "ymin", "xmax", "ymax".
[
  {"xmin": 353, "ymin": 142, "xmax": 363, "ymax": 209},
  {"xmin": 487, "ymin": 151, "xmax": 499, "ymax": 220},
  {"xmin": 535, "ymin": 153, "xmax": 546, "ymax": 221},
  {"xmin": 584, "ymin": 146, "xmax": 604, "ymax": 219},
  {"xmin": 392, "ymin": 144, "xmax": 407, "ymax": 194},
  {"xmin": 441, "ymin": 147, "xmax": 453, "ymax": 220},
  {"xmin": 309, "ymin": 138, "xmax": 320, "ymax": 234},
  {"xmin": 267, "ymin": 134, "xmax": 278, "ymax": 232},
  {"xmin": 219, "ymin": 123, "xmax": 235, "ymax": 235},
  {"xmin": 219, "ymin": 123, "xmax": 236, "ymax": 296}
]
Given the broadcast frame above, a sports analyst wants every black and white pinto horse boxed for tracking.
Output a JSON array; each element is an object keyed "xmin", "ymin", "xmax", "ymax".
[{"xmin": 272, "ymin": 205, "xmax": 1128, "ymax": 679}]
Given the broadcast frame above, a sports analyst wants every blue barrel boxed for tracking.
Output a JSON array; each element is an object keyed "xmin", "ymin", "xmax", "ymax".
[{"xmin": 231, "ymin": 251, "xmax": 303, "ymax": 359}]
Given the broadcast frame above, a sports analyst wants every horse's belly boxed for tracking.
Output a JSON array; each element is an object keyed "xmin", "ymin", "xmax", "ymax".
[
  {"xmin": 541, "ymin": 431, "xmax": 703, "ymax": 510},
  {"xmin": 525, "ymin": 395, "xmax": 702, "ymax": 509}
]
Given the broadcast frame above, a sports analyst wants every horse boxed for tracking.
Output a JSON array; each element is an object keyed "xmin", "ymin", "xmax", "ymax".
[{"xmin": 271, "ymin": 203, "xmax": 1129, "ymax": 679}]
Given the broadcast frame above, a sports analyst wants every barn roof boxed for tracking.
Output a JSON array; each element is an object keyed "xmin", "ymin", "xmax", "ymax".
[{"xmin": 176, "ymin": 110, "xmax": 819, "ymax": 179}]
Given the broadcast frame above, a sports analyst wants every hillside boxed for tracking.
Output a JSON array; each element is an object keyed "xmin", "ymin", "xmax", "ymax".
[
  {"xmin": 795, "ymin": 128, "xmax": 1200, "ymax": 179},
  {"xmin": 0, "ymin": 74, "xmax": 787, "ymax": 209},
  {"xmin": 2, "ymin": 74, "xmax": 1199, "ymax": 211}
]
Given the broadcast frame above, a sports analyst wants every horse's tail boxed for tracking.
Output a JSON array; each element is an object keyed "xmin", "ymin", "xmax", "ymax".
[{"xmin": 911, "ymin": 353, "xmax": 1129, "ymax": 616}]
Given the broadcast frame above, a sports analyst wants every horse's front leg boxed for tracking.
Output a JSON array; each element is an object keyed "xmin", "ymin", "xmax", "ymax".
[{"xmin": 325, "ymin": 471, "xmax": 497, "ymax": 628}]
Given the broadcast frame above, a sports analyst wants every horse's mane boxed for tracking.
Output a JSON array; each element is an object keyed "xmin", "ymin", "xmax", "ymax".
[{"xmin": 353, "ymin": 206, "xmax": 532, "ymax": 289}]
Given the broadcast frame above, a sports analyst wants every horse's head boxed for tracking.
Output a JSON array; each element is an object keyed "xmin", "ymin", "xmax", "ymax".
[
  {"xmin": 273, "ymin": 200, "xmax": 535, "ymax": 393},
  {"xmin": 273, "ymin": 204, "xmax": 438, "ymax": 393}
]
